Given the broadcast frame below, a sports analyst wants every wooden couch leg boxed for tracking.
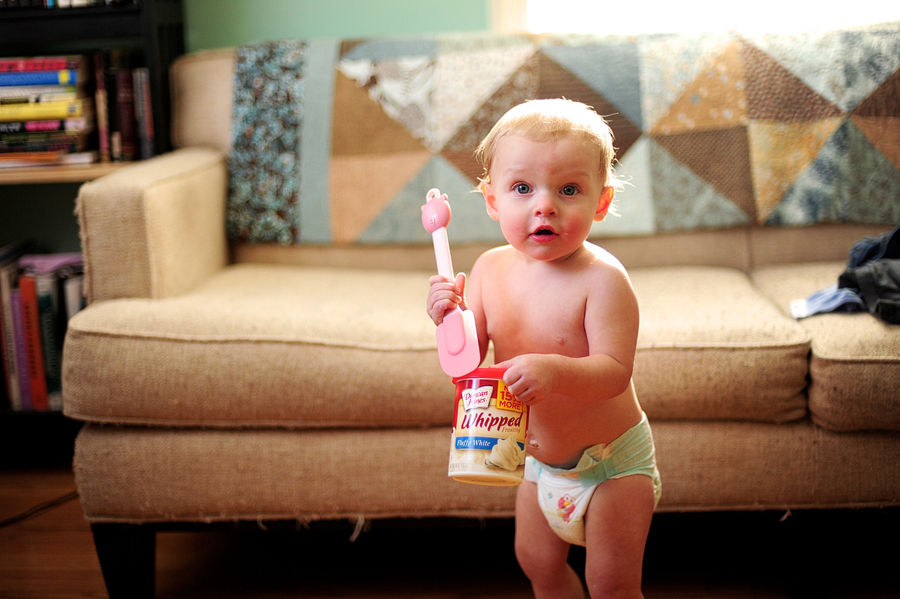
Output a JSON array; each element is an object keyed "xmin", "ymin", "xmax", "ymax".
[{"xmin": 90, "ymin": 523, "xmax": 156, "ymax": 599}]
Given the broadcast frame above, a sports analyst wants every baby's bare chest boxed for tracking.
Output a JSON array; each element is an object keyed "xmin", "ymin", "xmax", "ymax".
[{"xmin": 483, "ymin": 283, "xmax": 590, "ymax": 357}]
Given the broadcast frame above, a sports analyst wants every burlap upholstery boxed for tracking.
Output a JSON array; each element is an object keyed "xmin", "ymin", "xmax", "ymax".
[
  {"xmin": 752, "ymin": 263, "xmax": 900, "ymax": 432},
  {"xmin": 65, "ymin": 262, "xmax": 811, "ymax": 427},
  {"xmin": 73, "ymin": 420, "xmax": 900, "ymax": 524}
]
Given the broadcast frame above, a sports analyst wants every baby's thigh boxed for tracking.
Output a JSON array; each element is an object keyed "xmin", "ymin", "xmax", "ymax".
[
  {"xmin": 583, "ymin": 475, "xmax": 655, "ymax": 594},
  {"xmin": 514, "ymin": 481, "xmax": 571, "ymax": 571}
]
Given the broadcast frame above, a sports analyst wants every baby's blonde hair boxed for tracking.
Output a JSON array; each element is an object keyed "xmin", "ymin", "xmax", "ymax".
[{"xmin": 475, "ymin": 99, "xmax": 621, "ymax": 192}]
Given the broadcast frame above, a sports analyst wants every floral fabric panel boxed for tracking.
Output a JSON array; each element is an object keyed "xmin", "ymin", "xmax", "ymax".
[{"xmin": 228, "ymin": 40, "xmax": 307, "ymax": 244}]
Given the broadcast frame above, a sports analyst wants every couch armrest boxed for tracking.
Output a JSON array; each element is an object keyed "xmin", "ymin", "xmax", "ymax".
[{"xmin": 77, "ymin": 147, "xmax": 229, "ymax": 303}]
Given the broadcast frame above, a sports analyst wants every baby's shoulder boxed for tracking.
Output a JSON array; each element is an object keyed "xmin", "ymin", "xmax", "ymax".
[
  {"xmin": 472, "ymin": 244, "xmax": 515, "ymax": 273},
  {"xmin": 581, "ymin": 242, "xmax": 628, "ymax": 276}
]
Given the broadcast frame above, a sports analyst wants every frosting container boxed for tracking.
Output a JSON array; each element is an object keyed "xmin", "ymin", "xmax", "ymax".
[{"xmin": 449, "ymin": 368, "xmax": 528, "ymax": 485}]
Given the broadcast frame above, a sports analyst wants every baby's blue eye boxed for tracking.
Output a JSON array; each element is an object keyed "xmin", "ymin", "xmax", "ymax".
[
  {"xmin": 515, "ymin": 183, "xmax": 532, "ymax": 194},
  {"xmin": 561, "ymin": 185, "xmax": 578, "ymax": 196}
]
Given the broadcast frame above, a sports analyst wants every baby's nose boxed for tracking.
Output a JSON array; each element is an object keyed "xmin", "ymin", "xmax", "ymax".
[{"xmin": 533, "ymin": 194, "xmax": 558, "ymax": 216}]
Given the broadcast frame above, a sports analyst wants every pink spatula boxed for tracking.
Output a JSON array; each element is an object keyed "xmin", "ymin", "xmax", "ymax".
[{"xmin": 422, "ymin": 188, "xmax": 481, "ymax": 377}]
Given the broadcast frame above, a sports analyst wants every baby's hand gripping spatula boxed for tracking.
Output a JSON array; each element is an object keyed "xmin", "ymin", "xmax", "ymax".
[{"xmin": 422, "ymin": 188, "xmax": 481, "ymax": 378}]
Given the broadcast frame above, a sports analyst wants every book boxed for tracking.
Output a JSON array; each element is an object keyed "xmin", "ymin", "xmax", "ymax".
[
  {"xmin": 113, "ymin": 67, "xmax": 135, "ymax": 161},
  {"xmin": 0, "ymin": 117, "xmax": 92, "ymax": 134},
  {"xmin": 0, "ymin": 69, "xmax": 86, "ymax": 87},
  {"xmin": 8, "ymin": 289, "xmax": 32, "ymax": 410},
  {"xmin": 0, "ymin": 84, "xmax": 79, "ymax": 103},
  {"xmin": 0, "ymin": 56, "xmax": 82, "ymax": 74},
  {"xmin": 0, "ymin": 240, "xmax": 36, "ymax": 410},
  {"xmin": 0, "ymin": 98, "xmax": 91, "ymax": 122},
  {"xmin": 19, "ymin": 253, "xmax": 83, "ymax": 411},
  {"xmin": 0, "ymin": 129, "xmax": 91, "ymax": 153},
  {"xmin": 92, "ymin": 50, "xmax": 110, "ymax": 162},
  {"xmin": 18, "ymin": 274, "xmax": 48, "ymax": 410},
  {"xmin": 0, "ymin": 150, "xmax": 98, "ymax": 168},
  {"xmin": 132, "ymin": 66, "xmax": 154, "ymax": 159}
]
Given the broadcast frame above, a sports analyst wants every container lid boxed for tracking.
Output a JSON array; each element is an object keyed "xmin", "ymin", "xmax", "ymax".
[{"xmin": 452, "ymin": 366, "xmax": 506, "ymax": 384}]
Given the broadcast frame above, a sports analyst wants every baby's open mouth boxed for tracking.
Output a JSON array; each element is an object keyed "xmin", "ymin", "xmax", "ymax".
[{"xmin": 534, "ymin": 228, "xmax": 555, "ymax": 236}]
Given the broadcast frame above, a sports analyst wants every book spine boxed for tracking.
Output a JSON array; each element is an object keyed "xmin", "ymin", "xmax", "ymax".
[
  {"xmin": 93, "ymin": 51, "xmax": 110, "ymax": 162},
  {"xmin": 0, "ymin": 130, "xmax": 86, "ymax": 153},
  {"xmin": 9, "ymin": 289, "xmax": 31, "ymax": 410},
  {"xmin": 114, "ymin": 67, "xmax": 135, "ymax": 161},
  {"xmin": 0, "ymin": 70, "xmax": 82, "ymax": 87},
  {"xmin": 0, "ymin": 302, "xmax": 11, "ymax": 409},
  {"xmin": 0, "ymin": 119, "xmax": 91, "ymax": 134},
  {"xmin": 0, "ymin": 263, "xmax": 21, "ymax": 408},
  {"xmin": 133, "ymin": 67, "xmax": 154, "ymax": 160},
  {"xmin": 36, "ymin": 274, "xmax": 63, "ymax": 411},
  {"xmin": 63, "ymin": 273, "xmax": 85, "ymax": 321},
  {"xmin": 0, "ymin": 98, "xmax": 87, "ymax": 122},
  {"xmin": 18, "ymin": 274, "xmax": 48, "ymax": 410},
  {"xmin": 0, "ymin": 84, "xmax": 77, "ymax": 100},
  {"xmin": 0, "ymin": 56, "xmax": 80, "ymax": 73}
]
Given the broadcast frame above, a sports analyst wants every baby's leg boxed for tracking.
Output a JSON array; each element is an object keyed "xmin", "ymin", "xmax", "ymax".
[
  {"xmin": 583, "ymin": 474, "xmax": 656, "ymax": 599},
  {"xmin": 514, "ymin": 481, "xmax": 585, "ymax": 599}
]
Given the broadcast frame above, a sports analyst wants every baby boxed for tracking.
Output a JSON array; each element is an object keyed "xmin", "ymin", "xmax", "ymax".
[{"xmin": 427, "ymin": 99, "xmax": 661, "ymax": 599}]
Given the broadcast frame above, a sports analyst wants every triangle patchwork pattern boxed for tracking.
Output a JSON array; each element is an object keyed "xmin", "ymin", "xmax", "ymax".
[
  {"xmin": 539, "ymin": 39, "xmax": 643, "ymax": 128},
  {"xmin": 742, "ymin": 43, "xmax": 842, "ymax": 122},
  {"xmin": 748, "ymin": 118, "xmax": 843, "ymax": 222},
  {"xmin": 853, "ymin": 65, "xmax": 900, "ymax": 117},
  {"xmin": 745, "ymin": 28, "xmax": 900, "ymax": 112},
  {"xmin": 330, "ymin": 150, "xmax": 433, "ymax": 244},
  {"xmin": 337, "ymin": 56, "xmax": 436, "ymax": 146},
  {"xmin": 227, "ymin": 27, "xmax": 900, "ymax": 245},
  {"xmin": 651, "ymin": 39, "xmax": 749, "ymax": 135},
  {"xmin": 768, "ymin": 119, "xmax": 900, "ymax": 225},
  {"xmin": 432, "ymin": 42, "xmax": 537, "ymax": 152},
  {"xmin": 654, "ymin": 127, "xmax": 756, "ymax": 222},
  {"xmin": 441, "ymin": 52, "xmax": 540, "ymax": 182},
  {"xmin": 850, "ymin": 115, "xmax": 900, "ymax": 172},
  {"xmin": 537, "ymin": 51, "xmax": 642, "ymax": 161},
  {"xmin": 361, "ymin": 155, "xmax": 503, "ymax": 244},
  {"xmin": 640, "ymin": 32, "xmax": 739, "ymax": 133},
  {"xmin": 590, "ymin": 136, "xmax": 657, "ymax": 238},
  {"xmin": 649, "ymin": 139, "xmax": 751, "ymax": 232},
  {"xmin": 331, "ymin": 71, "xmax": 426, "ymax": 156}
]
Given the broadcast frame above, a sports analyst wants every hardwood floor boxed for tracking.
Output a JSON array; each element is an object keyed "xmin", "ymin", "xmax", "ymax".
[{"xmin": 1, "ymin": 468, "xmax": 897, "ymax": 599}]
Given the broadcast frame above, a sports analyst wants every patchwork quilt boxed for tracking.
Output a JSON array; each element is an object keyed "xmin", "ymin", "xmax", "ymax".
[{"xmin": 228, "ymin": 23, "xmax": 900, "ymax": 245}]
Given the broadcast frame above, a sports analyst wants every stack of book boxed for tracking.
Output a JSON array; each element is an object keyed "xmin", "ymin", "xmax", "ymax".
[
  {"xmin": 0, "ymin": 54, "xmax": 97, "ymax": 168},
  {"xmin": 0, "ymin": 50, "xmax": 154, "ymax": 168},
  {"xmin": 0, "ymin": 241, "xmax": 85, "ymax": 411},
  {"xmin": 93, "ymin": 48, "xmax": 155, "ymax": 163}
]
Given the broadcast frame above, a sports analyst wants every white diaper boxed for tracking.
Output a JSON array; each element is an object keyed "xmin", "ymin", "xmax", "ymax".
[{"xmin": 524, "ymin": 413, "xmax": 661, "ymax": 546}]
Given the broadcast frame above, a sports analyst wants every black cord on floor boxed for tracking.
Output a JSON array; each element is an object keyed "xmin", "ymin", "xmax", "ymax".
[{"xmin": 0, "ymin": 490, "xmax": 79, "ymax": 529}]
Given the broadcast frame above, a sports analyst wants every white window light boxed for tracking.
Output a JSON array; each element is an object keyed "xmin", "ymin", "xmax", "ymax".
[{"xmin": 520, "ymin": 0, "xmax": 900, "ymax": 35}]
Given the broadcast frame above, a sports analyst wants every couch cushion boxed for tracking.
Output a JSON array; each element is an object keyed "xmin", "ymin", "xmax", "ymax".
[
  {"xmin": 63, "ymin": 264, "xmax": 454, "ymax": 428},
  {"xmin": 631, "ymin": 266, "xmax": 810, "ymax": 423},
  {"xmin": 751, "ymin": 262, "xmax": 900, "ymax": 432},
  {"xmin": 72, "ymin": 419, "xmax": 900, "ymax": 523},
  {"xmin": 64, "ymin": 263, "xmax": 812, "ymax": 427}
]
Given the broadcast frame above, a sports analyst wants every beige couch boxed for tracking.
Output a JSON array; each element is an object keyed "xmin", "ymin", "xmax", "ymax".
[{"xmin": 63, "ymin": 29, "xmax": 900, "ymax": 597}]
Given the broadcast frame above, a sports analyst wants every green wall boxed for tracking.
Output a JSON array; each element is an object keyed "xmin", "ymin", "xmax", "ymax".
[{"xmin": 184, "ymin": 0, "xmax": 491, "ymax": 52}]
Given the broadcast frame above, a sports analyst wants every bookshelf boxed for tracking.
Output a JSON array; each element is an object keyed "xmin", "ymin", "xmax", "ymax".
[
  {"xmin": 0, "ymin": 1, "xmax": 185, "ymax": 462},
  {"xmin": 0, "ymin": 0, "xmax": 185, "ymax": 182}
]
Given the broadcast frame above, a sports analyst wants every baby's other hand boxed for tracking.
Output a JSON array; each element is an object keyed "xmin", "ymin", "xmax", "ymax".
[
  {"xmin": 495, "ymin": 354, "xmax": 556, "ymax": 405},
  {"xmin": 426, "ymin": 272, "xmax": 467, "ymax": 326}
]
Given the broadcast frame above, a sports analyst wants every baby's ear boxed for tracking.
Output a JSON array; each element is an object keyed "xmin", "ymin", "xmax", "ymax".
[
  {"xmin": 594, "ymin": 186, "xmax": 615, "ymax": 222},
  {"xmin": 483, "ymin": 182, "xmax": 500, "ymax": 221}
]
